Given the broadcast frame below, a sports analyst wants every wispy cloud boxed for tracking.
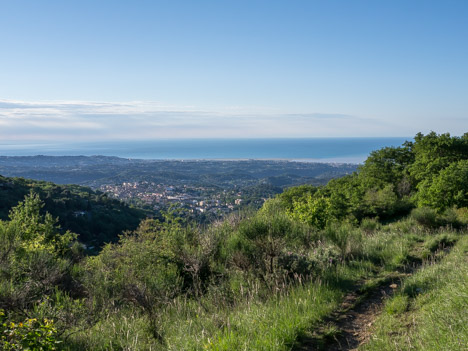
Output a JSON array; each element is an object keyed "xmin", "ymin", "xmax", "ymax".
[
  {"xmin": 284, "ymin": 113, "xmax": 355, "ymax": 119},
  {"xmin": 0, "ymin": 99, "xmax": 395, "ymax": 141}
]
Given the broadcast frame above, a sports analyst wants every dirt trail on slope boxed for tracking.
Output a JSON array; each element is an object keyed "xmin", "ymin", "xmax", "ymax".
[
  {"xmin": 294, "ymin": 245, "xmax": 455, "ymax": 351},
  {"xmin": 294, "ymin": 275, "xmax": 407, "ymax": 351}
]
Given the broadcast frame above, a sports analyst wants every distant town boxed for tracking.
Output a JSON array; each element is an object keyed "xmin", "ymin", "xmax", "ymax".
[
  {"xmin": 0, "ymin": 156, "xmax": 358, "ymax": 221},
  {"xmin": 100, "ymin": 181, "xmax": 260, "ymax": 215}
]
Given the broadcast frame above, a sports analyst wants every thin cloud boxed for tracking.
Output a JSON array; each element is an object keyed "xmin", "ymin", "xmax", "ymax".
[
  {"xmin": 0, "ymin": 99, "xmax": 394, "ymax": 141},
  {"xmin": 285, "ymin": 113, "xmax": 356, "ymax": 119}
]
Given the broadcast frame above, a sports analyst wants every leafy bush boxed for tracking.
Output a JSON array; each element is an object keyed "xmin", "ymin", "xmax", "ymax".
[
  {"xmin": 277, "ymin": 252, "xmax": 315, "ymax": 279},
  {"xmin": 360, "ymin": 217, "xmax": 381, "ymax": 234},
  {"xmin": 278, "ymin": 185, "xmax": 318, "ymax": 211},
  {"xmin": 288, "ymin": 194, "xmax": 331, "ymax": 229},
  {"xmin": 411, "ymin": 207, "xmax": 438, "ymax": 228},
  {"xmin": 437, "ymin": 208, "xmax": 464, "ymax": 229},
  {"xmin": 363, "ymin": 184, "xmax": 399, "ymax": 218},
  {"xmin": 0, "ymin": 310, "xmax": 61, "ymax": 350},
  {"xmin": 454, "ymin": 207, "xmax": 468, "ymax": 223},
  {"xmin": 0, "ymin": 193, "xmax": 78, "ymax": 316},
  {"xmin": 229, "ymin": 208, "xmax": 311, "ymax": 290},
  {"xmin": 84, "ymin": 222, "xmax": 183, "ymax": 342},
  {"xmin": 417, "ymin": 160, "xmax": 468, "ymax": 212},
  {"xmin": 323, "ymin": 223, "xmax": 363, "ymax": 259},
  {"xmin": 412, "ymin": 206, "xmax": 465, "ymax": 229}
]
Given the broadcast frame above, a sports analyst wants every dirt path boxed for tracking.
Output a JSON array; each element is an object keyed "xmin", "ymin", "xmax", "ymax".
[
  {"xmin": 292, "ymin": 242, "xmax": 455, "ymax": 351},
  {"xmin": 292, "ymin": 243, "xmax": 455, "ymax": 351},
  {"xmin": 293, "ymin": 275, "xmax": 407, "ymax": 351}
]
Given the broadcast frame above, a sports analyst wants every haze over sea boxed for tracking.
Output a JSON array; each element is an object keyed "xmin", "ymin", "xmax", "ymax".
[{"xmin": 0, "ymin": 137, "xmax": 408, "ymax": 163}]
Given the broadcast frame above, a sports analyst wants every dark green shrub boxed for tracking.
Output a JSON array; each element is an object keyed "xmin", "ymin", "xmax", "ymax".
[
  {"xmin": 412, "ymin": 206, "xmax": 465, "ymax": 229},
  {"xmin": 84, "ymin": 222, "xmax": 183, "ymax": 342},
  {"xmin": 360, "ymin": 217, "xmax": 381, "ymax": 234},
  {"xmin": 439, "ymin": 209, "xmax": 460, "ymax": 228},
  {"xmin": 229, "ymin": 208, "xmax": 309, "ymax": 287},
  {"xmin": 411, "ymin": 207, "xmax": 438, "ymax": 228},
  {"xmin": 424, "ymin": 233, "xmax": 457, "ymax": 253},
  {"xmin": 277, "ymin": 253, "xmax": 315, "ymax": 279},
  {"xmin": 278, "ymin": 243, "xmax": 340, "ymax": 280},
  {"xmin": 323, "ymin": 223, "xmax": 363, "ymax": 259},
  {"xmin": 363, "ymin": 184, "xmax": 399, "ymax": 218},
  {"xmin": 230, "ymin": 215, "xmax": 287, "ymax": 278}
]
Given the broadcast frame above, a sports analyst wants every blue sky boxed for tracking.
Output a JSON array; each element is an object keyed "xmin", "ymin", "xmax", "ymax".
[{"xmin": 0, "ymin": 0, "xmax": 467, "ymax": 141}]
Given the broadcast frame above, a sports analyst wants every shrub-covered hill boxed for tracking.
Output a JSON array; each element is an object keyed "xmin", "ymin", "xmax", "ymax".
[
  {"xmin": 279, "ymin": 131, "xmax": 468, "ymax": 225},
  {"xmin": 0, "ymin": 174, "xmax": 147, "ymax": 247},
  {"xmin": 0, "ymin": 132, "xmax": 467, "ymax": 350}
]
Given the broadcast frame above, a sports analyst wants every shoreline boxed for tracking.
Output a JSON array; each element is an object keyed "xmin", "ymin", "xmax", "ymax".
[{"xmin": 0, "ymin": 154, "xmax": 363, "ymax": 164}]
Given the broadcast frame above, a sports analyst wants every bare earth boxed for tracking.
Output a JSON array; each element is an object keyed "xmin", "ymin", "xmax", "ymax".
[{"xmin": 294, "ymin": 276, "xmax": 406, "ymax": 351}]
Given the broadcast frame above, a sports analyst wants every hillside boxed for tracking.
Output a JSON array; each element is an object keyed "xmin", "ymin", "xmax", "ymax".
[
  {"xmin": 0, "ymin": 156, "xmax": 357, "ymax": 189},
  {"xmin": 0, "ymin": 132, "xmax": 467, "ymax": 350},
  {"xmin": 0, "ymin": 157, "xmax": 358, "ymax": 223},
  {"xmin": 0, "ymin": 175, "xmax": 147, "ymax": 247}
]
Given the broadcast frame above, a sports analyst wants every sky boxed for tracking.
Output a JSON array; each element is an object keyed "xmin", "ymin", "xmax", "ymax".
[{"xmin": 0, "ymin": 0, "xmax": 467, "ymax": 141}]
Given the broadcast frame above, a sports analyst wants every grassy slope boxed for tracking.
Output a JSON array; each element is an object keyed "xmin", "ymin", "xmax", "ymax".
[
  {"xmin": 195, "ymin": 228, "xmax": 463, "ymax": 351},
  {"xmin": 68, "ymin": 221, "xmax": 466, "ymax": 351},
  {"xmin": 362, "ymin": 234, "xmax": 468, "ymax": 351}
]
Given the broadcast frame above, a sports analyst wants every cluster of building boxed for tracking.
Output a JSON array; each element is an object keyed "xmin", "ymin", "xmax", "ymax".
[{"xmin": 100, "ymin": 181, "xmax": 245, "ymax": 215}]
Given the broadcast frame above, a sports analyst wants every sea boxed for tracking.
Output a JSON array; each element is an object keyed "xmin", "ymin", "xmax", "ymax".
[{"xmin": 0, "ymin": 137, "xmax": 410, "ymax": 163}]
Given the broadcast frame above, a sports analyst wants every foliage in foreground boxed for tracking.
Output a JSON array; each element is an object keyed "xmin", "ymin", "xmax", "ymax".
[
  {"xmin": 0, "ymin": 132, "xmax": 467, "ymax": 350},
  {"xmin": 0, "ymin": 310, "xmax": 61, "ymax": 351}
]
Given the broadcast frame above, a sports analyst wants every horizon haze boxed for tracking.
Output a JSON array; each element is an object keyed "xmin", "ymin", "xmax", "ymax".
[{"xmin": 0, "ymin": 1, "xmax": 466, "ymax": 142}]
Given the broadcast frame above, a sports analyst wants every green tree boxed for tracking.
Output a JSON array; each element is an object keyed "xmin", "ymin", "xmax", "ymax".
[
  {"xmin": 7, "ymin": 192, "xmax": 75, "ymax": 255},
  {"xmin": 358, "ymin": 143, "xmax": 414, "ymax": 191},
  {"xmin": 363, "ymin": 184, "xmax": 399, "ymax": 217},
  {"xmin": 409, "ymin": 132, "xmax": 468, "ymax": 185},
  {"xmin": 325, "ymin": 174, "xmax": 366, "ymax": 220},
  {"xmin": 289, "ymin": 194, "xmax": 331, "ymax": 229},
  {"xmin": 278, "ymin": 184, "xmax": 317, "ymax": 211},
  {"xmin": 417, "ymin": 159, "xmax": 468, "ymax": 212},
  {"xmin": 0, "ymin": 193, "xmax": 79, "ymax": 341}
]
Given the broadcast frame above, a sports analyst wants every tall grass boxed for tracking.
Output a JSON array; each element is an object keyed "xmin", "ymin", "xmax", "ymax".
[
  {"xmin": 160, "ymin": 259, "xmax": 376, "ymax": 351},
  {"xmin": 184, "ymin": 283, "xmax": 341, "ymax": 351},
  {"xmin": 65, "ymin": 219, "xmax": 465, "ymax": 351},
  {"xmin": 362, "ymin": 235, "xmax": 468, "ymax": 351}
]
